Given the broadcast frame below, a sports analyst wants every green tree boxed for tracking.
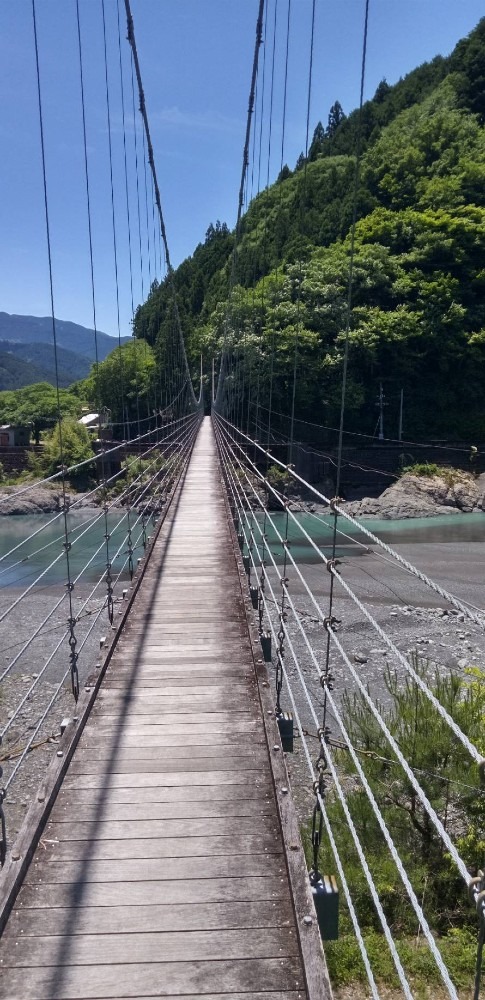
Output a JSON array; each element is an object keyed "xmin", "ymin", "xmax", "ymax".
[
  {"xmin": 373, "ymin": 78, "xmax": 391, "ymax": 103},
  {"xmin": 309, "ymin": 121, "xmax": 325, "ymax": 161},
  {"xmin": 0, "ymin": 383, "xmax": 82, "ymax": 444},
  {"xmin": 37, "ymin": 417, "xmax": 95, "ymax": 480},
  {"xmin": 83, "ymin": 339, "xmax": 156, "ymax": 433},
  {"xmin": 337, "ymin": 661, "xmax": 485, "ymax": 930},
  {"xmin": 326, "ymin": 100, "xmax": 346, "ymax": 136}
]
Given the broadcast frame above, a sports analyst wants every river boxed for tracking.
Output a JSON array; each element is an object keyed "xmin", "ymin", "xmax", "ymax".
[
  {"xmin": 0, "ymin": 509, "xmax": 143, "ymax": 589},
  {"xmin": 248, "ymin": 510, "xmax": 485, "ymax": 564},
  {"xmin": 0, "ymin": 508, "xmax": 483, "ymax": 588}
]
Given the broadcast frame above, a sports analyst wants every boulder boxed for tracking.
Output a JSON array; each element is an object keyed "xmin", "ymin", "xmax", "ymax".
[
  {"xmin": 341, "ymin": 471, "xmax": 483, "ymax": 520},
  {"xmin": 0, "ymin": 485, "xmax": 63, "ymax": 515}
]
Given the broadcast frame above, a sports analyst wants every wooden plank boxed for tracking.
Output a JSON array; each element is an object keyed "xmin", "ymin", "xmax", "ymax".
[
  {"xmin": 123, "ymin": 612, "xmax": 244, "ymax": 621},
  {"xmin": 88, "ymin": 699, "xmax": 253, "ymax": 717},
  {"xmin": 7, "ymin": 899, "xmax": 293, "ymax": 937},
  {"xmin": 37, "ymin": 833, "xmax": 281, "ymax": 863},
  {"xmin": 1, "ymin": 927, "xmax": 298, "ymax": 967},
  {"xmin": 25, "ymin": 854, "xmax": 285, "ymax": 886},
  {"xmin": 43, "ymin": 815, "xmax": 278, "ymax": 842},
  {"xmin": 106, "ymin": 659, "xmax": 251, "ymax": 669},
  {"xmin": 17, "ymin": 875, "xmax": 288, "ymax": 909},
  {"xmin": 47, "ymin": 798, "xmax": 274, "ymax": 824},
  {"xmin": 0, "ymin": 958, "xmax": 302, "ymax": 999},
  {"xmin": 122, "ymin": 624, "xmax": 246, "ymax": 635},
  {"xmin": 102, "ymin": 678, "xmax": 252, "ymax": 689},
  {"xmin": 67, "ymin": 754, "xmax": 267, "ymax": 774},
  {"xmin": 54, "ymin": 785, "xmax": 271, "ymax": 806},
  {"xmin": 73, "ymin": 745, "xmax": 266, "ymax": 763},
  {"xmin": 106, "ymin": 663, "xmax": 251, "ymax": 673},
  {"xmin": 2, "ymin": 993, "xmax": 301, "ymax": 1000},
  {"xmin": 78, "ymin": 731, "xmax": 265, "ymax": 749},
  {"xmin": 61, "ymin": 769, "xmax": 267, "ymax": 790},
  {"xmin": 96, "ymin": 684, "xmax": 255, "ymax": 699},
  {"xmin": 88, "ymin": 712, "xmax": 258, "ymax": 727},
  {"xmin": 81, "ymin": 722, "xmax": 261, "ymax": 737}
]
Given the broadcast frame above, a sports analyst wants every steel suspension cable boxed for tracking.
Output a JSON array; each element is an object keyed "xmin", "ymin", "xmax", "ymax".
[{"xmin": 215, "ymin": 414, "xmax": 485, "ymax": 769}]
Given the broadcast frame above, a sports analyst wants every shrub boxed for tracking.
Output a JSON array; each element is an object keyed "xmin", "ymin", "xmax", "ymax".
[{"xmin": 401, "ymin": 462, "xmax": 473, "ymax": 486}]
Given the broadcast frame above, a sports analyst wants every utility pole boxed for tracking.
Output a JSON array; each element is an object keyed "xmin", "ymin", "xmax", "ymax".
[
  {"xmin": 377, "ymin": 382, "xmax": 386, "ymax": 440},
  {"xmin": 398, "ymin": 389, "xmax": 404, "ymax": 441}
]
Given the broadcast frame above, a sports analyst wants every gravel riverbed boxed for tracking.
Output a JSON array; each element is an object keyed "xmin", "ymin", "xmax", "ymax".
[
  {"xmin": 263, "ymin": 537, "xmax": 485, "ymax": 822},
  {"xmin": 0, "ymin": 583, "xmax": 115, "ymax": 850}
]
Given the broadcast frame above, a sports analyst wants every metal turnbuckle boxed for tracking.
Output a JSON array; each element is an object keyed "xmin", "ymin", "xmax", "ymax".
[
  {"xmin": 276, "ymin": 711, "xmax": 294, "ymax": 753},
  {"xmin": 308, "ymin": 772, "xmax": 339, "ymax": 940}
]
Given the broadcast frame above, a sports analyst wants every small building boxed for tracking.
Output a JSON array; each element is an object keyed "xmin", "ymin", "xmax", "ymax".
[
  {"xmin": 0, "ymin": 424, "xmax": 31, "ymax": 447},
  {"xmin": 78, "ymin": 408, "xmax": 112, "ymax": 440}
]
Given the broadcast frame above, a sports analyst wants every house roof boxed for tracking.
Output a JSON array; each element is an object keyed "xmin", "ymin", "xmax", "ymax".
[{"xmin": 78, "ymin": 413, "xmax": 99, "ymax": 426}]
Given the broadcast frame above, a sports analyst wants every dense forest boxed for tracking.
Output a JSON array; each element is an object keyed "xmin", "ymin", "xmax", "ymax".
[{"xmin": 134, "ymin": 18, "xmax": 485, "ymax": 442}]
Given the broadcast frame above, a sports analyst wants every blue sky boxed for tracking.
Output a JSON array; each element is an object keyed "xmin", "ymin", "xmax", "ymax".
[{"xmin": 0, "ymin": 0, "xmax": 483, "ymax": 340}]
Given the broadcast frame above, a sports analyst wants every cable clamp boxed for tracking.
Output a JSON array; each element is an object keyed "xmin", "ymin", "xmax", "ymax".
[
  {"xmin": 469, "ymin": 871, "xmax": 485, "ymax": 908},
  {"xmin": 0, "ymin": 784, "xmax": 6, "ymax": 867},
  {"xmin": 329, "ymin": 496, "xmax": 342, "ymax": 513},
  {"xmin": 317, "ymin": 725, "xmax": 332, "ymax": 744},
  {"xmin": 312, "ymin": 767, "xmax": 326, "ymax": 797},
  {"xmin": 326, "ymin": 558, "xmax": 340, "ymax": 574},
  {"xmin": 319, "ymin": 672, "xmax": 335, "ymax": 691},
  {"xmin": 323, "ymin": 615, "xmax": 341, "ymax": 632}
]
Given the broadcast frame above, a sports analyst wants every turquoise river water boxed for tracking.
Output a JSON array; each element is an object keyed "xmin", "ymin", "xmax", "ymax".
[{"xmin": 0, "ymin": 509, "xmax": 483, "ymax": 588}]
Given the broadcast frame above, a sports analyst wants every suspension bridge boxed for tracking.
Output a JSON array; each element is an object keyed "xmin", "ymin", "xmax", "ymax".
[{"xmin": 0, "ymin": 2, "xmax": 485, "ymax": 999}]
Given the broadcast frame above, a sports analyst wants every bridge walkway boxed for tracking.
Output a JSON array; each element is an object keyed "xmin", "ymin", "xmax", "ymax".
[{"xmin": 0, "ymin": 418, "xmax": 327, "ymax": 1000}]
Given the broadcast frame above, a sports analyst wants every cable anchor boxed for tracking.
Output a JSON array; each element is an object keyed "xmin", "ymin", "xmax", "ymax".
[
  {"xmin": 0, "ymin": 781, "xmax": 6, "ymax": 867},
  {"xmin": 68, "ymin": 615, "xmax": 79, "ymax": 702},
  {"xmin": 127, "ymin": 515, "xmax": 134, "ymax": 580},
  {"xmin": 308, "ymin": 770, "xmax": 339, "ymax": 940},
  {"xmin": 310, "ymin": 771, "xmax": 326, "ymax": 883},
  {"xmin": 470, "ymin": 870, "xmax": 485, "ymax": 1000},
  {"xmin": 106, "ymin": 561, "xmax": 114, "ymax": 625}
]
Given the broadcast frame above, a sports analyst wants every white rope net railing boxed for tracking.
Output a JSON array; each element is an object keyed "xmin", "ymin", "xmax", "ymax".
[
  {"xmin": 0, "ymin": 0, "xmax": 204, "ymax": 865},
  {"xmin": 213, "ymin": 410, "xmax": 485, "ymax": 1000}
]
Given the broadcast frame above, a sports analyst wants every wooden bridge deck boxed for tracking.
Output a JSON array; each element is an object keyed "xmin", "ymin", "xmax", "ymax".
[{"xmin": 0, "ymin": 418, "xmax": 330, "ymax": 1000}]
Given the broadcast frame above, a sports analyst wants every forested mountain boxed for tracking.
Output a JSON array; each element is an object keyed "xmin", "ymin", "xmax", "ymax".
[
  {"xmin": 0, "ymin": 313, "xmax": 129, "ymax": 361},
  {"xmin": 134, "ymin": 18, "xmax": 485, "ymax": 441},
  {"xmin": 0, "ymin": 314, "xmax": 130, "ymax": 390},
  {"xmin": 0, "ymin": 342, "xmax": 92, "ymax": 391}
]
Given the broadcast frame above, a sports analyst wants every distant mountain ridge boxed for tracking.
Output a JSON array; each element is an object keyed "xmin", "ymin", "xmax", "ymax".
[
  {"xmin": 0, "ymin": 313, "xmax": 131, "ymax": 391},
  {"xmin": 0, "ymin": 313, "xmax": 130, "ymax": 361}
]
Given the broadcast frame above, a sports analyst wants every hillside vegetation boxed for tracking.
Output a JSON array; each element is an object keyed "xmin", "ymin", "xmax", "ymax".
[
  {"xmin": 134, "ymin": 19, "xmax": 485, "ymax": 442},
  {"xmin": 0, "ymin": 313, "xmax": 129, "ymax": 392}
]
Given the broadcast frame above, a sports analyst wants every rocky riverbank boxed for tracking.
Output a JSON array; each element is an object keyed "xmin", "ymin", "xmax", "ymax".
[
  {"xmin": 0, "ymin": 484, "xmax": 98, "ymax": 515},
  {"xmin": 0, "ymin": 482, "xmax": 169, "ymax": 515},
  {"xmin": 340, "ymin": 470, "xmax": 485, "ymax": 520}
]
